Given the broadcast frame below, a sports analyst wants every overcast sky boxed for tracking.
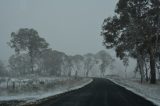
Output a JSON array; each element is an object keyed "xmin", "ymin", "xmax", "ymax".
[{"xmin": 0, "ymin": 0, "xmax": 118, "ymax": 61}]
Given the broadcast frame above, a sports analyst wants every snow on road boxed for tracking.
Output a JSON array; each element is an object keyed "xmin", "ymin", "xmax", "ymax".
[{"xmin": 106, "ymin": 76, "xmax": 160, "ymax": 106}]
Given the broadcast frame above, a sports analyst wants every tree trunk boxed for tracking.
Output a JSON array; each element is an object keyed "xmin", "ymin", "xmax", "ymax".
[
  {"xmin": 7, "ymin": 79, "xmax": 10, "ymax": 89},
  {"xmin": 86, "ymin": 69, "xmax": 89, "ymax": 77},
  {"xmin": 125, "ymin": 66, "xmax": 127, "ymax": 78},
  {"xmin": 138, "ymin": 63, "xmax": 143, "ymax": 83},
  {"xmin": 68, "ymin": 67, "xmax": 72, "ymax": 77},
  {"xmin": 149, "ymin": 48, "xmax": 156, "ymax": 84},
  {"xmin": 144, "ymin": 61, "xmax": 149, "ymax": 82},
  {"xmin": 137, "ymin": 56, "xmax": 144, "ymax": 83},
  {"xmin": 12, "ymin": 81, "xmax": 15, "ymax": 90},
  {"xmin": 29, "ymin": 48, "xmax": 34, "ymax": 73},
  {"xmin": 158, "ymin": 68, "xmax": 160, "ymax": 80},
  {"xmin": 31, "ymin": 56, "xmax": 34, "ymax": 73},
  {"xmin": 75, "ymin": 70, "xmax": 78, "ymax": 79}
]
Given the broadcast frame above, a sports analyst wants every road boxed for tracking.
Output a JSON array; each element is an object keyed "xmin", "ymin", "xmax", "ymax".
[{"xmin": 27, "ymin": 78, "xmax": 156, "ymax": 106}]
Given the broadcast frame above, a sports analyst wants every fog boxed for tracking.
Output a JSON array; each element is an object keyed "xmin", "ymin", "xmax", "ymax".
[
  {"xmin": 0, "ymin": 0, "xmax": 117, "ymax": 61},
  {"xmin": 1, "ymin": 1, "xmax": 160, "ymax": 105}
]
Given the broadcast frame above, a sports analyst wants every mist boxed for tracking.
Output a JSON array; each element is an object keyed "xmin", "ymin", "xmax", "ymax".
[
  {"xmin": 0, "ymin": 0, "xmax": 117, "ymax": 61},
  {"xmin": 1, "ymin": 0, "xmax": 159, "ymax": 106}
]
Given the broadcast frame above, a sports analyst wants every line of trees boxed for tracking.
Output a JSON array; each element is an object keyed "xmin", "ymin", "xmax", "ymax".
[
  {"xmin": 6, "ymin": 28, "xmax": 114, "ymax": 77},
  {"xmin": 7, "ymin": 49, "xmax": 114, "ymax": 77},
  {"xmin": 101, "ymin": 0, "xmax": 160, "ymax": 84},
  {"xmin": 8, "ymin": 49, "xmax": 67, "ymax": 76}
]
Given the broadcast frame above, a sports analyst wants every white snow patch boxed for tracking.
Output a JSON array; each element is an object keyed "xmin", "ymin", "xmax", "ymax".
[
  {"xmin": 20, "ymin": 78, "xmax": 93, "ymax": 105},
  {"xmin": 0, "ymin": 77, "xmax": 93, "ymax": 105},
  {"xmin": 106, "ymin": 76, "xmax": 160, "ymax": 106}
]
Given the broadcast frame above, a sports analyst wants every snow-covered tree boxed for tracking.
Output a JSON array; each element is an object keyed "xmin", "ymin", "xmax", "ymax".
[
  {"xmin": 0, "ymin": 60, "xmax": 7, "ymax": 76},
  {"xmin": 101, "ymin": 0, "xmax": 160, "ymax": 84},
  {"xmin": 8, "ymin": 54, "xmax": 31, "ymax": 76},
  {"xmin": 8, "ymin": 28, "xmax": 49, "ymax": 72},
  {"xmin": 84, "ymin": 53, "xmax": 95, "ymax": 77}
]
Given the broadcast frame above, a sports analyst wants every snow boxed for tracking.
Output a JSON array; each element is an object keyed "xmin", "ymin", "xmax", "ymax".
[
  {"xmin": 0, "ymin": 77, "xmax": 93, "ymax": 105},
  {"xmin": 106, "ymin": 76, "xmax": 160, "ymax": 106}
]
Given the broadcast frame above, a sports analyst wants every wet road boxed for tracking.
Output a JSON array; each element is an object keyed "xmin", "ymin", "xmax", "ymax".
[{"xmin": 29, "ymin": 78, "xmax": 156, "ymax": 106}]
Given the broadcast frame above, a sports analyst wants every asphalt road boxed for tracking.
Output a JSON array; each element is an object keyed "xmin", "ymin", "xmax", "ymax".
[{"xmin": 28, "ymin": 78, "xmax": 156, "ymax": 106}]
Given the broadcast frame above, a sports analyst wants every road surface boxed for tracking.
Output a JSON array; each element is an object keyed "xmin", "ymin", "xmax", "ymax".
[{"xmin": 26, "ymin": 78, "xmax": 156, "ymax": 106}]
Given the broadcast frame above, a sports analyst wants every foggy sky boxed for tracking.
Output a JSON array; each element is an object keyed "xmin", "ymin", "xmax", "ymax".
[{"xmin": 0, "ymin": 0, "xmax": 118, "ymax": 61}]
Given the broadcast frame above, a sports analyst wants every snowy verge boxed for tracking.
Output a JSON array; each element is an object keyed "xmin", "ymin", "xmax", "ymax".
[
  {"xmin": 19, "ymin": 78, "xmax": 93, "ymax": 106},
  {"xmin": 106, "ymin": 76, "xmax": 160, "ymax": 106}
]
